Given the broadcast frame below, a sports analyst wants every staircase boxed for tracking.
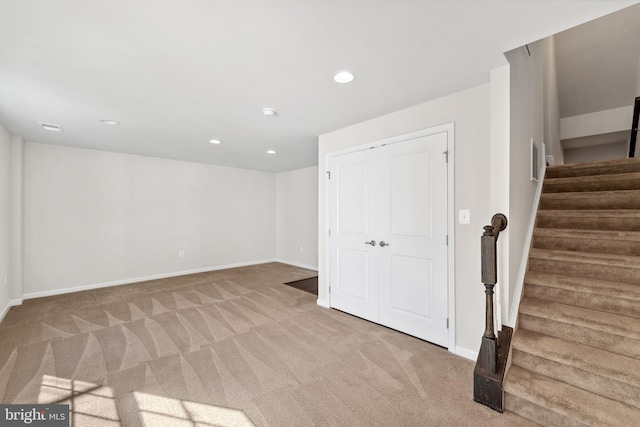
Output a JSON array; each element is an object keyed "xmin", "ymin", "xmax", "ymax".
[{"xmin": 504, "ymin": 157, "xmax": 640, "ymax": 426}]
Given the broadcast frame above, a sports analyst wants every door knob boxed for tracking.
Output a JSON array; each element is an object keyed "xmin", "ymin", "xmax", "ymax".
[
  {"xmin": 379, "ymin": 241, "xmax": 390, "ymax": 247},
  {"xmin": 364, "ymin": 240, "xmax": 376, "ymax": 246}
]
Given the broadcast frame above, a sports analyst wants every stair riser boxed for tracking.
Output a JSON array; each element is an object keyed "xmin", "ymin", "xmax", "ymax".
[
  {"xmin": 528, "ymin": 258, "xmax": 640, "ymax": 285},
  {"xmin": 536, "ymin": 216, "xmax": 640, "ymax": 231},
  {"xmin": 524, "ymin": 284, "xmax": 640, "ymax": 319},
  {"xmin": 543, "ymin": 179, "xmax": 640, "ymax": 193},
  {"xmin": 540, "ymin": 196, "xmax": 640, "ymax": 210},
  {"xmin": 512, "ymin": 349, "xmax": 640, "ymax": 410},
  {"xmin": 534, "ymin": 235, "xmax": 640, "ymax": 256},
  {"xmin": 518, "ymin": 314, "xmax": 640, "ymax": 359},
  {"xmin": 546, "ymin": 163, "xmax": 640, "ymax": 179},
  {"xmin": 504, "ymin": 393, "xmax": 586, "ymax": 427}
]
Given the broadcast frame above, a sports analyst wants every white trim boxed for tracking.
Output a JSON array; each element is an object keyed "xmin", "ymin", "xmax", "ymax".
[
  {"xmin": 275, "ymin": 259, "xmax": 318, "ymax": 272},
  {"xmin": 316, "ymin": 298, "xmax": 330, "ymax": 308},
  {"xmin": 454, "ymin": 346, "xmax": 478, "ymax": 361},
  {"xmin": 21, "ymin": 259, "xmax": 278, "ymax": 301},
  {"xmin": 508, "ymin": 145, "xmax": 547, "ymax": 327},
  {"xmin": 446, "ymin": 123, "xmax": 456, "ymax": 354},
  {"xmin": 0, "ymin": 299, "xmax": 22, "ymax": 323},
  {"xmin": 324, "ymin": 122, "xmax": 456, "ymax": 353}
]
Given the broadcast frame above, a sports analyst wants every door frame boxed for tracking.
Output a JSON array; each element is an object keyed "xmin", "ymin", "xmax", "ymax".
[{"xmin": 325, "ymin": 122, "xmax": 456, "ymax": 353}]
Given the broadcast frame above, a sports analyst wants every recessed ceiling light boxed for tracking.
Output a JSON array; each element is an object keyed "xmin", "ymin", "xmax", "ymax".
[
  {"xmin": 333, "ymin": 71, "xmax": 355, "ymax": 84},
  {"xmin": 266, "ymin": 150, "xmax": 277, "ymax": 155},
  {"xmin": 262, "ymin": 108, "xmax": 277, "ymax": 116},
  {"xmin": 209, "ymin": 139, "xmax": 222, "ymax": 144},
  {"xmin": 38, "ymin": 122, "xmax": 63, "ymax": 132},
  {"xmin": 101, "ymin": 119, "xmax": 119, "ymax": 125}
]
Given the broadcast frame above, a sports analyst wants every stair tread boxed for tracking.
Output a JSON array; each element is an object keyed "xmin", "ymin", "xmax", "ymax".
[
  {"xmin": 545, "ymin": 171, "xmax": 640, "ymax": 184},
  {"xmin": 519, "ymin": 297, "xmax": 640, "ymax": 340},
  {"xmin": 534, "ymin": 228, "xmax": 640, "ymax": 242},
  {"xmin": 513, "ymin": 329, "xmax": 640, "ymax": 388},
  {"xmin": 547, "ymin": 158, "xmax": 640, "ymax": 171},
  {"xmin": 543, "ymin": 172, "xmax": 640, "ymax": 193},
  {"xmin": 529, "ymin": 248, "xmax": 640, "ymax": 267},
  {"xmin": 537, "ymin": 209, "xmax": 640, "ymax": 218},
  {"xmin": 525, "ymin": 271, "xmax": 640, "ymax": 301},
  {"xmin": 505, "ymin": 366, "xmax": 640, "ymax": 427},
  {"xmin": 541, "ymin": 189, "xmax": 640, "ymax": 199}
]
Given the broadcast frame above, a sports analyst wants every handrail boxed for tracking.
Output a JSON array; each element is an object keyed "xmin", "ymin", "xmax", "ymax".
[
  {"xmin": 629, "ymin": 96, "xmax": 639, "ymax": 158},
  {"xmin": 478, "ymin": 213, "xmax": 507, "ymax": 373}
]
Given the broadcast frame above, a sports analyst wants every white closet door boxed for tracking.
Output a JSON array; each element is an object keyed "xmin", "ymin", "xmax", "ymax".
[
  {"xmin": 329, "ymin": 149, "xmax": 378, "ymax": 322},
  {"xmin": 377, "ymin": 132, "xmax": 449, "ymax": 346}
]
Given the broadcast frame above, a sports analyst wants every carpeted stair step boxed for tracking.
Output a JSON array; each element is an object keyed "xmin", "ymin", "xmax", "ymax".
[
  {"xmin": 533, "ymin": 228, "xmax": 640, "ymax": 256},
  {"xmin": 536, "ymin": 210, "xmax": 640, "ymax": 231},
  {"xmin": 518, "ymin": 297, "xmax": 640, "ymax": 359},
  {"xmin": 504, "ymin": 366, "xmax": 640, "ymax": 427},
  {"xmin": 540, "ymin": 189, "xmax": 640, "ymax": 210},
  {"xmin": 511, "ymin": 329, "xmax": 640, "ymax": 409},
  {"xmin": 524, "ymin": 271, "xmax": 640, "ymax": 319},
  {"xmin": 545, "ymin": 158, "xmax": 640, "ymax": 179},
  {"xmin": 543, "ymin": 172, "xmax": 640, "ymax": 193},
  {"xmin": 528, "ymin": 248, "xmax": 640, "ymax": 284}
]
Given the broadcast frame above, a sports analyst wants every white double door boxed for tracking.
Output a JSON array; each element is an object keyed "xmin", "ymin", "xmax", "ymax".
[{"xmin": 329, "ymin": 131, "xmax": 449, "ymax": 347}]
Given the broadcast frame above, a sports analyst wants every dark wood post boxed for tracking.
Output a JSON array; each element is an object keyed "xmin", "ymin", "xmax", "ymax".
[
  {"xmin": 479, "ymin": 224, "xmax": 498, "ymax": 373},
  {"xmin": 474, "ymin": 213, "xmax": 511, "ymax": 412}
]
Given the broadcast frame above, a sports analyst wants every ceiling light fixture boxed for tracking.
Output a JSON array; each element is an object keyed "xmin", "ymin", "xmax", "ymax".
[
  {"xmin": 266, "ymin": 150, "xmax": 277, "ymax": 155},
  {"xmin": 333, "ymin": 71, "xmax": 355, "ymax": 84},
  {"xmin": 262, "ymin": 108, "xmax": 277, "ymax": 116},
  {"xmin": 101, "ymin": 119, "xmax": 119, "ymax": 125},
  {"xmin": 209, "ymin": 139, "xmax": 222, "ymax": 144},
  {"xmin": 38, "ymin": 122, "xmax": 63, "ymax": 132}
]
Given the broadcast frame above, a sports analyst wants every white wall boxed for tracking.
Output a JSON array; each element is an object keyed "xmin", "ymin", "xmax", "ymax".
[
  {"xmin": 318, "ymin": 84, "xmax": 491, "ymax": 357},
  {"xmin": 490, "ymin": 65, "xmax": 511, "ymax": 326},
  {"xmin": 560, "ymin": 106, "xmax": 634, "ymax": 140},
  {"xmin": 564, "ymin": 141, "xmax": 628, "ymax": 163},
  {"xmin": 0, "ymin": 123, "xmax": 11, "ymax": 319},
  {"xmin": 276, "ymin": 166, "xmax": 318, "ymax": 270},
  {"xmin": 543, "ymin": 36, "xmax": 564, "ymax": 165},
  {"xmin": 505, "ymin": 41, "xmax": 545, "ymax": 326},
  {"xmin": 23, "ymin": 142, "xmax": 277, "ymax": 296}
]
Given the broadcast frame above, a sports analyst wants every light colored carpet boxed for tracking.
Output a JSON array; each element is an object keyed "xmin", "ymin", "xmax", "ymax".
[{"xmin": 0, "ymin": 262, "xmax": 534, "ymax": 426}]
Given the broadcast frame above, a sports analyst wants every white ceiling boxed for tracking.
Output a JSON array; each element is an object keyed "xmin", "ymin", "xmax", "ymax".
[{"xmin": 0, "ymin": 1, "xmax": 638, "ymax": 172}]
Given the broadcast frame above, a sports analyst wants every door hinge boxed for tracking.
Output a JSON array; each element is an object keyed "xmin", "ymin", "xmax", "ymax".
[
  {"xmin": 328, "ymin": 228, "xmax": 331, "ymax": 236},
  {"xmin": 446, "ymin": 318, "xmax": 449, "ymax": 329},
  {"xmin": 328, "ymin": 285, "xmax": 331, "ymax": 293},
  {"xmin": 443, "ymin": 150, "xmax": 449, "ymax": 163},
  {"xmin": 446, "ymin": 235, "xmax": 448, "ymax": 245},
  {"xmin": 326, "ymin": 171, "xmax": 331, "ymax": 179}
]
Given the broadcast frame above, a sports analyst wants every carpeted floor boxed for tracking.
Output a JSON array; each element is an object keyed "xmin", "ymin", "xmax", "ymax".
[{"xmin": 0, "ymin": 262, "xmax": 534, "ymax": 426}]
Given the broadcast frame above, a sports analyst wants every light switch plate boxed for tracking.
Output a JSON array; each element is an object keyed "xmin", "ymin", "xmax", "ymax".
[{"xmin": 459, "ymin": 209, "xmax": 470, "ymax": 224}]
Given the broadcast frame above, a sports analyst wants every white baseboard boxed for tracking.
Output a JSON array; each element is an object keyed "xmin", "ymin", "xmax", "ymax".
[
  {"xmin": 316, "ymin": 298, "xmax": 330, "ymax": 308},
  {"xmin": 275, "ymin": 259, "xmax": 318, "ymax": 272},
  {"xmin": 0, "ymin": 299, "xmax": 23, "ymax": 323},
  {"xmin": 454, "ymin": 346, "xmax": 479, "ymax": 361},
  {"xmin": 21, "ymin": 259, "xmax": 279, "ymax": 301}
]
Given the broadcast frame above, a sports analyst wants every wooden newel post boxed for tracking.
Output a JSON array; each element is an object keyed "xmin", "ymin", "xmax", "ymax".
[
  {"xmin": 474, "ymin": 213, "xmax": 510, "ymax": 412},
  {"xmin": 478, "ymin": 214, "xmax": 507, "ymax": 374}
]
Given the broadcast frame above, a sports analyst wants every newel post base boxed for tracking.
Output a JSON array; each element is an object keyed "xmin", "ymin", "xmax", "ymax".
[{"xmin": 473, "ymin": 326, "xmax": 513, "ymax": 412}]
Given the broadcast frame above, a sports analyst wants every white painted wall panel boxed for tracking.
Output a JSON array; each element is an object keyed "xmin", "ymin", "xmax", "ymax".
[
  {"xmin": 275, "ymin": 166, "xmax": 318, "ymax": 270},
  {"xmin": 0, "ymin": 123, "xmax": 11, "ymax": 317},
  {"xmin": 23, "ymin": 142, "xmax": 276, "ymax": 294}
]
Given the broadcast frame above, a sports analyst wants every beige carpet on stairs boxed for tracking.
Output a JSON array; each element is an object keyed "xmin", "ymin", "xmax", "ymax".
[
  {"xmin": 0, "ymin": 262, "xmax": 533, "ymax": 426},
  {"xmin": 504, "ymin": 157, "xmax": 640, "ymax": 426}
]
